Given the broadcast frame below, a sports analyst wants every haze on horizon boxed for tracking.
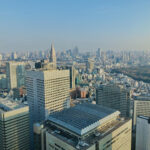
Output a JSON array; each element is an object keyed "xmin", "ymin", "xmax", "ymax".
[{"xmin": 0, "ymin": 0, "xmax": 150, "ymax": 52}]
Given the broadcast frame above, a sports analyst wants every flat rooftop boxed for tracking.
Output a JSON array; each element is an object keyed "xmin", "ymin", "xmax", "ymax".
[
  {"xmin": 0, "ymin": 97, "xmax": 26, "ymax": 112},
  {"xmin": 49, "ymin": 103, "xmax": 120, "ymax": 135}
]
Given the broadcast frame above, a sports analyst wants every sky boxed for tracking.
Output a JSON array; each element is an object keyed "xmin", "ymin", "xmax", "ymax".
[{"xmin": 0, "ymin": 0, "xmax": 150, "ymax": 52}]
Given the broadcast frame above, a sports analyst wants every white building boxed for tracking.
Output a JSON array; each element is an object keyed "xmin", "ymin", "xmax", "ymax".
[
  {"xmin": 6, "ymin": 61, "xmax": 26, "ymax": 90},
  {"xmin": 26, "ymin": 69, "xmax": 70, "ymax": 123},
  {"xmin": 0, "ymin": 97, "xmax": 30, "ymax": 150},
  {"xmin": 136, "ymin": 116, "xmax": 150, "ymax": 150},
  {"xmin": 133, "ymin": 100, "xmax": 150, "ymax": 130}
]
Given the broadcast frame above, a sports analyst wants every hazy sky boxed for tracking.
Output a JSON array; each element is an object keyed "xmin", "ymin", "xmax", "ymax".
[{"xmin": 0, "ymin": 0, "xmax": 150, "ymax": 52}]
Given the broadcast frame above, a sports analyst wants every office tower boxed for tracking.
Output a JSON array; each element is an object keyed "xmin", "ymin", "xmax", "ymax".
[
  {"xmin": 11, "ymin": 52, "xmax": 17, "ymax": 60},
  {"xmin": 0, "ymin": 74, "xmax": 7, "ymax": 89},
  {"xmin": 34, "ymin": 104, "xmax": 132, "ymax": 150},
  {"xmin": 35, "ymin": 44, "xmax": 57, "ymax": 70},
  {"xmin": 72, "ymin": 46, "xmax": 79, "ymax": 57},
  {"xmin": 0, "ymin": 53, "xmax": 2, "ymax": 61},
  {"xmin": 96, "ymin": 84, "xmax": 131, "ymax": 117},
  {"xmin": 133, "ymin": 100, "xmax": 150, "ymax": 129},
  {"xmin": 136, "ymin": 116, "xmax": 150, "ymax": 150},
  {"xmin": 6, "ymin": 61, "xmax": 26, "ymax": 90},
  {"xmin": 49, "ymin": 44, "xmax": 57, "ymax": 69},
  {"xmin": 96, "ymin": 48, "xmax": 101, "ymax": 58},
  {"xmin": 0, "ymin": 97, "xmax": 30, "ymax": 150},
  {"xmin": 16, "ymin": 64, "xmax": 26, "ymax": 88},
  {"xmin": 86, "ymin": 58, "xmax": 94, "ymax": 73},
  {"xmin": 26, "ymin": 69, "xmax": 70, "ymax": 123},
  {"xmin": 61, "ymin": 65, "xmax": 76, "ymax": 89},
  {"xmin": 67, "ymin": 65, "xmax": 76, "ymax": 89}
]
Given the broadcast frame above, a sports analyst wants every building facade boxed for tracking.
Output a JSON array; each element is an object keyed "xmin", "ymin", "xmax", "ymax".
[
  {"xmin": 0, "ymin": 98, "xmax": 30, "ymax": 150},
  {"xmin": 6, "ymin": 61, "xmax": 26, "ymax": 90},
  {"xmin": 34, "ymin": 104, "xmax": 132, "ymax": 150},
  {"xmin": 26, "ymin": 69, "xmax": 70, "ymax": 124},
  {"xmin": 96, "ymin": 84, "xmax": 131, "ymax": 117},
  {"xmin": 133, "ymin": 100, "xmax": 150, "ymax": 129},
  {"xmin": 136, "ymin": 116, "xmax": 150, "ymax": 150}
]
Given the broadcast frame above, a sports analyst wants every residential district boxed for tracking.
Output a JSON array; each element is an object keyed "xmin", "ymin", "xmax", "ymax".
[{"xmin": 0, "ymin": 44, "xmax": 150, "ymax": 150}]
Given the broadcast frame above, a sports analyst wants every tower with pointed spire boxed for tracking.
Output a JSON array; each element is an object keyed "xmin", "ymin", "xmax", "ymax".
[
  {"xmin": 49, "ymin": 44, "xmax": 56, "ymax": 63},
  {"xmin": 48, "ymin": 44, "xmax": 57, "ymax": 69},
  {"xmin": 35, "ymin": 43, "xmax": 57, "ymax": 70}
]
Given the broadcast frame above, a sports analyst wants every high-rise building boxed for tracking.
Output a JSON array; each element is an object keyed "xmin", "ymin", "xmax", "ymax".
[
  {"xmin": 0, "ymin": 74, "xmax": 7, "ymax": 89},
  {"xmin": 11, "ymin": 52, "xmax": 18, "ymax": 60},
  {"xmin": 136, "ymin": 116, "xmax": 150, "ymax": 150},
  {"xmin": 49, "ymin": 44, "xmax": 57, "ymax": 69},
  {"xmin": 16, "ymin": 64, "xmax": 26, "ymax": 88},
  {"xmin": 26, "ymin": 69, "xmax": 70, "ymax": 123},
  {"xmin": 60, "ymin": 65, "xmax": 76, "ymax": 89},
  {"xmin": 96, "ymin": 48, "xmax": 101, "ymax": 58},
  {"xmin": 96, "ymin": 84, "xmax": 131, "ymax": 117},
  {"xmin": 6, "ymin": 61, "xmax": 26, "ymax": 90},
  {"xmin": 133, "ymin": 100, "xmax": 150, "ymax": 129},
  {"xmin": 85, "ymin": 58, "xmax": 94, "ymax": 73},
  {"xmin": 0, "ymin": 97, "xmax": 30, "ymax": 150},
  {"xmin": 35, "ymin": 44, "xmax": 57, "ymax": 70},
  {"xmin": 26, "ymin": 44, "xmax": 70, "ymax": 123},
  {"xmin": 34, "ymin": 104, "xmax": 132, "ymax": 150},
  {"xmin": 0, "ymin": 53, "xmax": 3, "ymax": 61}
]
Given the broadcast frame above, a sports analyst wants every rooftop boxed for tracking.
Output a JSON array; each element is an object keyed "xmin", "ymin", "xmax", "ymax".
[
  {"xmin": 0, "ymin": 97, "xmax": 26, "ymax": 112},
  {"xmin": 49, "ymin": 103, "xmax": 120, "ymax": 135}
]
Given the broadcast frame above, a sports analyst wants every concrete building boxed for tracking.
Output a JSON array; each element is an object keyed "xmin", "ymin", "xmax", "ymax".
[
  {"xmin": 26, "ymin": 69, "xmax": 70, "ymax": 124},
  {"xmin": 6, "ymin": 61, "xmax": 26, "ymax": 90},
  {"xmin": 0, "ymin": 74, "xmax": 7, "ymax": 89},
  {"xmin": 136, "ymin": 116, "xmax": 150, "ymax": 150},
  {"xmin": 0, "ymin": 97, "xmax": 30, "ymax": 150},
  {"xmin": 49, "ymin": 44, "xmax": 57, "ymax": 69},
  {"xmin": 86, "ymin": 58, "xmax": 94, "ymax": 73},
  {"xmin": 59, "ymin": 65, "xmax": 76, "ymax": 89},
  {"xmin": 65, "ymin": 65, "xmax": 76, "ymax": 89},
  {"xmin": 96, "ymin": 84, "xmax": 131, "ymax": 117},
  {"xmin": 0, "ymin": 53, "xmax": 2, "ymax": 60},
  {"xmin": 34, "ymin": 104, "xmax": 132, "ymax": 150},
  {"xmin": 26, "ymin": 44, "xmax": 70, "ymax": 124},
  {"xmin": 133, "ymin": 100, "xmax": 150, "ymax": 129}
]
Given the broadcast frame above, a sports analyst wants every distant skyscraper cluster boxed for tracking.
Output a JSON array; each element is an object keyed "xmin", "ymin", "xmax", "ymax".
[{"xmin": 2, "ymin": 43, "xmax": 150, "ymax": 150}]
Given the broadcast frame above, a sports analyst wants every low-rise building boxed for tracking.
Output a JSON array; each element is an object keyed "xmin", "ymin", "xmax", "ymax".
[{"xmin": 34, "ymin": 103, "xmax": 132, "ymax": 150}]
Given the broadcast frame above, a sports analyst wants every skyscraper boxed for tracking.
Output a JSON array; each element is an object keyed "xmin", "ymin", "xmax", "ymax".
[
  {"xmin": 133, "ymin": 100, "xmax": 150, "ymax": 129},
  {"xmin": 60, "ymin": 65, "xmax": 76, "ymax": 89},
  {"xmin": 6, "ymin": 61, "xmax": 26, "ymax": 90},
  {"xmin": 0, "ymin": 53, "xmax": 2, "ymax": 61},
  {"xmin": 96, "ymin": 84, "xmax": 131, "ymax": 117},
  {"xmin": 136, "ymin": 116, "xmax": 150, "ymax": 150},
  {"xmin": 49, "ymin": 44, "xmax": 57, "ymax": 69},
  {"xmin": 26, "ymin": 44, "xmax": 70, "ymax": 123},
  {"xmin": 26, "ymin": 69, "xmax": 70, "ymax": 123},
  {"xmin": 0, "ymin": 97, "xmax": 30, "ymax": 150}
]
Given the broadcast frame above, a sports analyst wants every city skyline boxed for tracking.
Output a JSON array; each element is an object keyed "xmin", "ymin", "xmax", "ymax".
[{"xmin": 0, "ymin": 0, "xmax": 150, "ymax": 52}]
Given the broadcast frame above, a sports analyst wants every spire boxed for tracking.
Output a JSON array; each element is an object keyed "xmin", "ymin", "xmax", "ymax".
[{"xmin": 49, "ymin": 44, "xmax": 56, "ymax": 64}]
